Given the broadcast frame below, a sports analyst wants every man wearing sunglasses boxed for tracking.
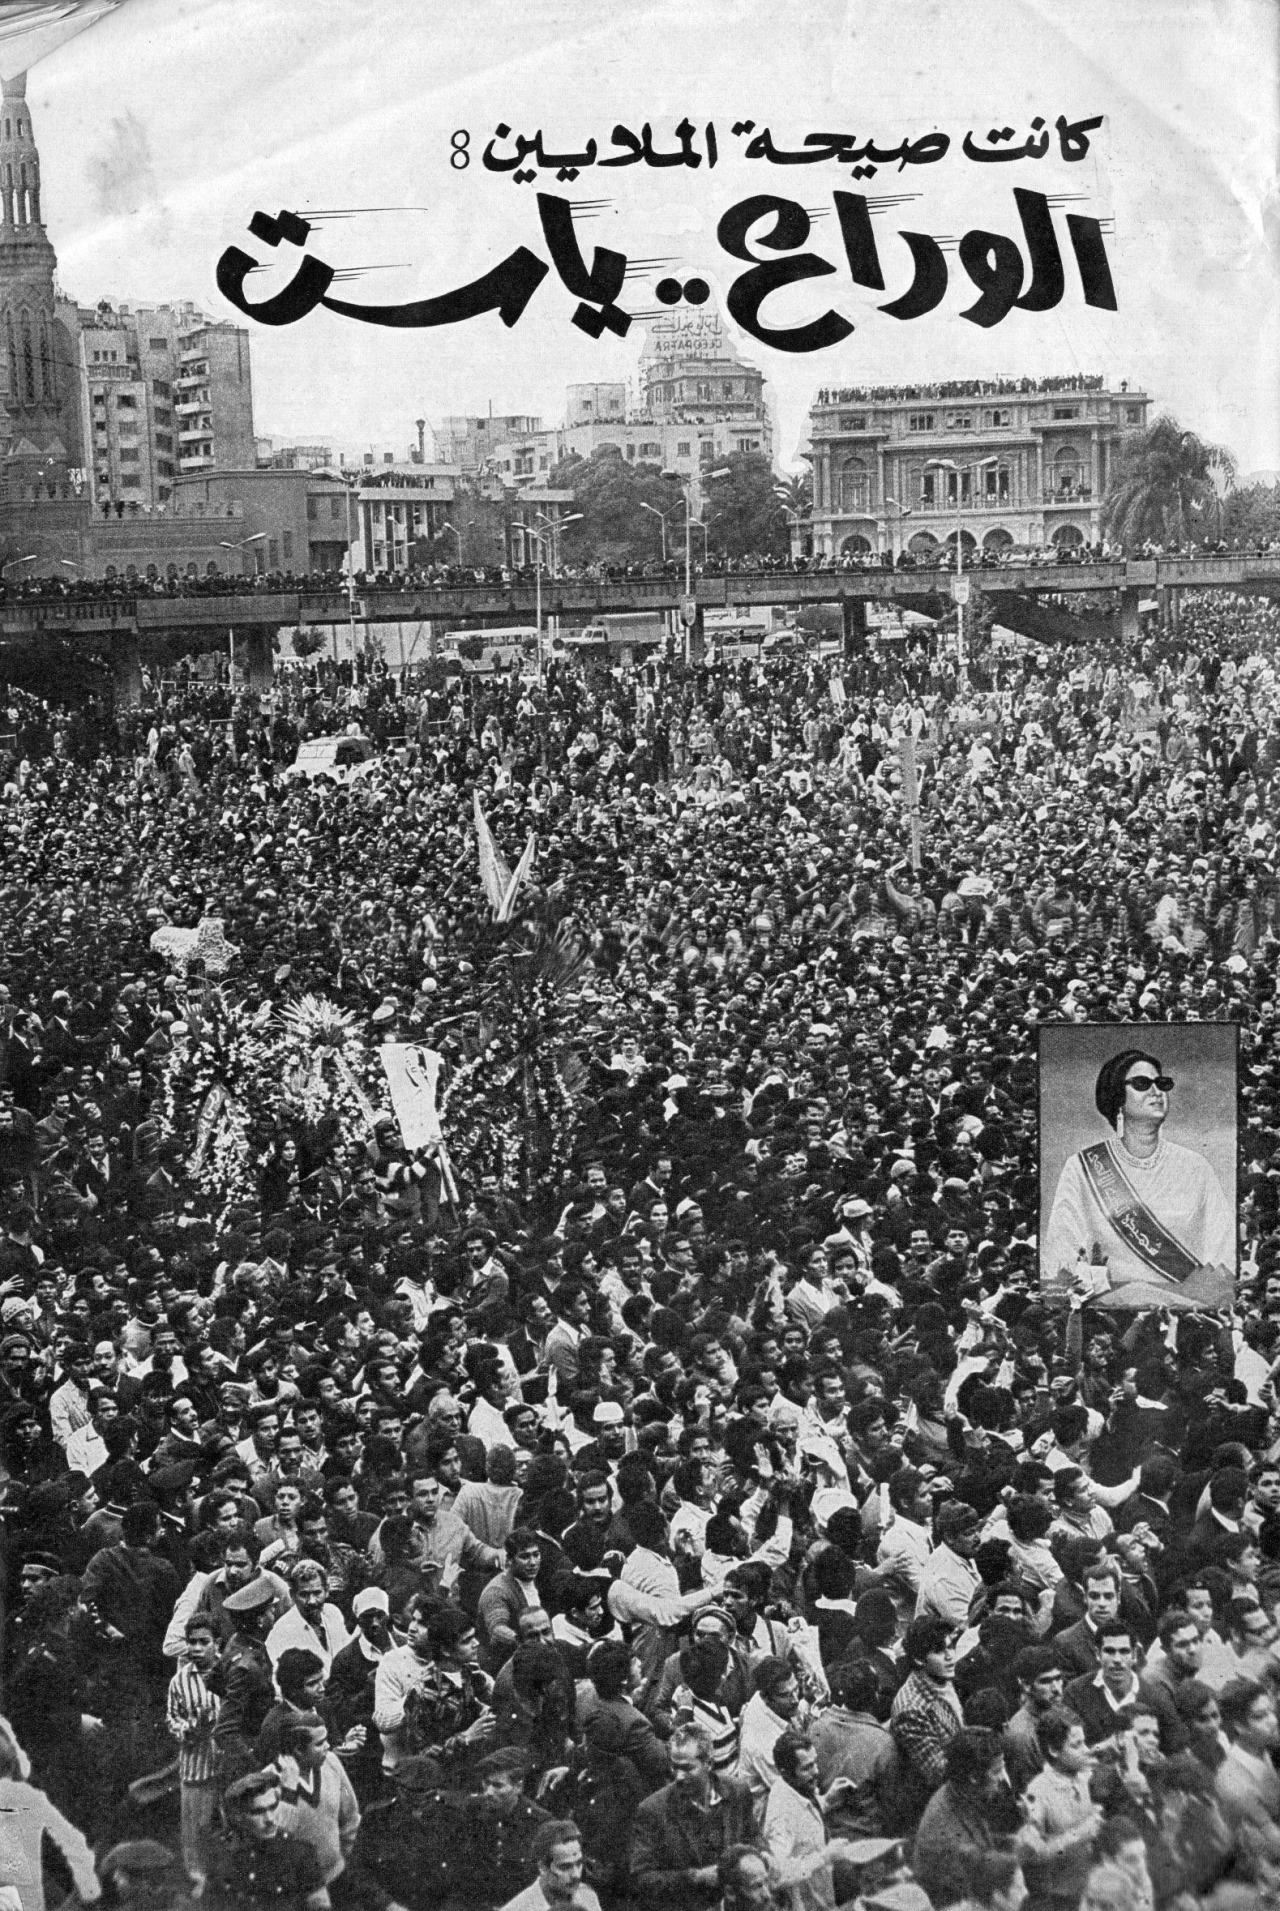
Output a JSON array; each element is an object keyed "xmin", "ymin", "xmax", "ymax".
[{"xmin": 1043, "ymin": 1046, "xmax": 1235, "ymax": 1311}]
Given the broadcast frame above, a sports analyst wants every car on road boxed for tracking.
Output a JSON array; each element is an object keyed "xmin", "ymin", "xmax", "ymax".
[{"xmin": 282, "ymin": 736, "xmax": 375, "ymax": 786}]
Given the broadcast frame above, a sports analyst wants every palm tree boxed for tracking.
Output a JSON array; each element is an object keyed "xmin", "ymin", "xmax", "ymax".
[{"xmin": 1101, "ymin": 414, "xmax": 1236, "ymax": 549}]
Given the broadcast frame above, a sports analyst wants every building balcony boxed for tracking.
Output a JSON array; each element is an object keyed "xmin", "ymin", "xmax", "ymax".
[
  {"xmin": 178, "ymin": 453, "xmax": 215, "ymax": 471},
  {"xmin": 1043, "ymin": 488, "xmax": 1093, "ymax": 505},
  {"xmin": 174, "ymin": 399, "xmax": 204, "ymax": 417},
  {"xmin": 178, "ymin": 425, "xmax": 214, "ymax": 445}
]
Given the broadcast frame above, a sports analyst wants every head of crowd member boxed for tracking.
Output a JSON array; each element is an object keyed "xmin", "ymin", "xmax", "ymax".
[
  {"xmin": 1082, "ymin": 1558, "xmax": 1122, "ymax": 1628},
  {"xmin": 1090, "ymin": 1818, "xmax": 1155, "ymax": 1911},
  {"xmin": 1177, "ymin": 1574, "xmax": 1224, "ymax": 1640},
  {"xmin": 514, "ymin": 1606, "xmax": 554, "ymax": 1648},
  {"xmin": 1157, "ymin": 1608, "xmax": 1203, "ymax": 1682},
  {"xmin": 531, "ymin": 1820, "xmax": 587, "ymax": 1910},
  {"xmin": 1224, "ymin": 1596, "xmax": 1275, "ymax": 1657},
  {"xmin": 1095, "ymin": 1619, "xmax": 1137, "ymax": 1699},
  {"xmin": 282, "ymin": 1713, "xmax": 330, "ymax": 1775},
  {"xmin": 668, "ymin": 1721, "xmax": 715, "ymax": 1802},
  {"xmin": 773, "ymin": 1730, "xmax": 823, "ymax": 1803},
  {"xmin": 904, "ymin": 1615, "xmax": 958, "ymax": 1688},
  {"xmin": 1012, "ymin": 1646, "xmax": 1064, "ymax": 1719},
  {"xmin": 351, "ymin": 1585, "xmax": 391, "ymax": 1653},
  {"xmin": 505, "ymin": 1526, "xmax": 542, "ymax": 1583},
  {"xmin": 222, "ymin": 1770, "xmax": 283, "ymax": 1845},
  {"xmin": 945, "ymin": 1726, "xmax": 1008, "ymax": 1803},
  {"xmin": 182, "ymin": 1612, "xmax": 222, "ymax": 1678},
  {"xmin": 1171, "ymin": 1678, "xmax": 1222, "ymax": 1757},
  {"xmin": 935, "ymin": 1500, "xmax": 982, "ymax": 1559},
  {"xmin": 752, "ymin": 1655, "xmax": 801, "ymax": 1722},
  {"xmin": 1036, "ymin": 1706, "xmax": 1095, "ymax": 1778},
  {"xmin": 1220, "ymin": 1675, "xmax": 1280, "ymax": 1756},
  {"xmin": 719, "ymin": 1845, "xmax": 778, "ymax": 1911},
  {"xmin": 624, "ymin": 1497, "xmax": 668, "ymax": 1557},
  {"xmin": 287, "ymin": 1556, "xmax": 328, "ymax": 1627},
  {"xmin": 427, "ymin": 1604, "xmax": 481, "ymax": 1670},
  {"xmin": 575, "ymin": 1470, "xmax": 611, "ymax": 1530},
  {"xmin": 475, "ymin": 1747, "xmax": 532, "ymax": 1819},
  {"xmin": 276, "ymin": 1646, "xmax": 327, "ymax": 1712},
  {"xmin": 586, "ymin": 1637, "xmax": 633, "ymax": 1704}
]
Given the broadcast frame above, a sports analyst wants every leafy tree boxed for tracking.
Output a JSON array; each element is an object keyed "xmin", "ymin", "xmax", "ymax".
[
  {"xmin": 552, "ymin": 451, "xmax": 684, "ymax": 568},
  {"xmin": 1101, "ymin": 414, "xmax": 1237, "ymax": 548},
  {"xmin": 704, "ymin": 452, "xmax": 789, "ymax": 560},
  {"xmin": 1222, "ymin": 481, "xmax": 1280, "ymax": 547}
]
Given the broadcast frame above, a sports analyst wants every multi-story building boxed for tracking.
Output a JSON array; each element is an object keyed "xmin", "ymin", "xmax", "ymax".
[
  {"xmin": 58, "ymin": 295, "xmax": 255, "ymax": 515},
  {"xmin": 173, "ymin": 321, "xmax": 254, "ymax": 475},
  {"xmin": 433, "ymin": 413, "xmax": 546, "ymax": 478},
  {"xmin": 804, "ymin": 375, "xmax": 1150, "ymax": 559},
  {"xmin": 432, "ymin": 308, "xmax": 776, "ymax": 509}
]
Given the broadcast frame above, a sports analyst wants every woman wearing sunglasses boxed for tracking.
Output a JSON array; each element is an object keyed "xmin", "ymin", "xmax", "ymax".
[{"xmin": 1042, "ymin": 1047, "xmax": 1235, "ymax": 1310}]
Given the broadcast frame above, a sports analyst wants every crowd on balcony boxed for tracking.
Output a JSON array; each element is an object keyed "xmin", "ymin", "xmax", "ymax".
[
  {"xmin": 1, "ymin": 531, "xmax": 1277, "ymax": 610},
  {"xmin": 814, "ymin": 376, "xmax": 1110, "ymax": 407}
]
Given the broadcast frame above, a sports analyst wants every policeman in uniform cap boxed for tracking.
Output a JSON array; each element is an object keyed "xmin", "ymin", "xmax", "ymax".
[
  {"xmin": 203, "ymin": 1769, "xmax": 329, "ymax": 1910},
  {"xmin": 214, "ymin": 1576, "xmax": 280, "ymax": 1782}
]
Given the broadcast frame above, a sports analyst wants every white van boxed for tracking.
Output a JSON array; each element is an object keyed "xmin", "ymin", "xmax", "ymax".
[{"xmin": 282, "ymin": 736, "xmax": 376, "ymax": 785}]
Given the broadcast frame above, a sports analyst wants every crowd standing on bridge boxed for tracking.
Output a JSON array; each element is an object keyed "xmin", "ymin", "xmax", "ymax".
[
  {"xmin": 3, "ymin": 536, "xmax": 1278, "ymax": 607},
  {"xmin": 2, "ymin": 591, "xmax": 1280, "ymax": 1909}
]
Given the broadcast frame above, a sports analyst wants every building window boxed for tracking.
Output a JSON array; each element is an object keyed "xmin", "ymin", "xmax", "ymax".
[
  {"xmin": 737, "ymin": 438, "xmax": 760, "ymax": 453},
  {"xmin": 839, "ymin": 456, "xmax": 870, "ymax": 513},
  {"xmin": 581, "ymin": 400, "xmax": 592, "ymax": 412},
  {"xmin": 625, "ymin": 444, "xmax": 635, "ymax": 459},
  {"xmin": 268, "ymin": 540, "xmax": 279, "ymax": 568},
  {"xmin": 153, "ymin": 433, "xmax": 171, "ymax": 451},
  {"xmin": 839, "ymin": 414, "xmax": 866, "ymax": 429},
  {"xmin": 20, "ymin": 310, "xmax": 34, "ymax": 404},
  {"xmin": 157, "ymin": 460, "xmax": 174, "ymax": 476},
  {"xmin": 908, "ymin": 412, "xmax": 936, "ymax": 432},
  {"xmin": 331, "ymin": 498, "xmax": 342, "ymax": 519},
  {"xmin": 1053, "ymin": 445, "xmax": 1083, "ymax": 496},
  {"xmin": 988, "ymin": 408, "xmax": 1012, "ymax": 427},
  {"xmin": 1126, "ymin": 404, "xmax": 1142, "ymax": 423},
  {"xmin": 677, "ymin": 441, "xmax": 691, "ymax": 457},
  {"xmin": 1053, "ymin": 406, "xmax": 1080, "ymax": 420},
  {"xmin": 282, "ymin": 531, "xmax": 293, "ymax": 560},
  {"xmin": 985, "ymin": 465, "xmax": 1011, "ymax": 502},
  {"xmin": 157, "ymin": 487, "xmax": 170, "ymax": 502},
  {"xmin": 118, "ymin": 448, "xmax": 140, "ymax": 463},
  {"xmin": 922, "ymin": 472, "xmax": 936, "ymax": 505},
  {"xmin": 307, "ymin": 497, "xmax": 318, "ymax": 520},
  {"xmin": 945, "ymin": 411, "xmax": 973, "ymax": 429},
  {"xmin": 120, "ymin": 475, "xmax": 142, "ymax": 488},
  {"xmin": 153, "ymin": 380, "xmax": 170, "ymax": 398},
  {"xmin": 149, "ymin": 336, "xmax": 166, "ymax": 350},
  {"xmin": 700, "ymin": 442, "xmax": 716, "ymax": 462},
  {"xmin": 117, "ymin": 393, "xmax": 136, "ymax": 409}
]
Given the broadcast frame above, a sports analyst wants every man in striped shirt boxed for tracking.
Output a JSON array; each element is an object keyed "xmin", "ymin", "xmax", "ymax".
[{"xmin": 166, "ymin": 1611, "xmax": 223, "ymax": 1887}]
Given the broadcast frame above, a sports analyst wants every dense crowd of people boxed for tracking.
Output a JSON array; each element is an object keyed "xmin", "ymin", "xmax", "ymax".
[
  {"xmin": 1, "ymin": 587, "xmax": 1280, "ymax": 1910},
  {"xmin": 814, "ymin": 377, "xmax": 1110, "ymax": 406}
]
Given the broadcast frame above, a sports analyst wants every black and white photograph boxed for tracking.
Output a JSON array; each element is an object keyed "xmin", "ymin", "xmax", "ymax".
[
  {"xmin": 1039, "ymin": 1022, "xmax": 1238, "ymax": 1311},
  {"xmin": 1, "ymin": 2, "xmax": 1279, "ymax": 1908}
]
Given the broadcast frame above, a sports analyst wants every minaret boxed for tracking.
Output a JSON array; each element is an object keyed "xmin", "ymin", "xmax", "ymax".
[{"xmin": 0, "ymin": 70, "xmax": 66, "ymax": 445}]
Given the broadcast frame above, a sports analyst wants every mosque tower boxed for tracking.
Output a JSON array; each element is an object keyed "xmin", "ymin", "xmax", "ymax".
[{"xmin": 0, "ymin": 71, "xmax": 78, "ymax": 501}]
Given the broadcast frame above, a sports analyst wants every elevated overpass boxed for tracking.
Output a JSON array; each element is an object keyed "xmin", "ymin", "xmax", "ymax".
[{"xmin": 2, "ymin": 553, "xmax": 1277, "ymax": 674}]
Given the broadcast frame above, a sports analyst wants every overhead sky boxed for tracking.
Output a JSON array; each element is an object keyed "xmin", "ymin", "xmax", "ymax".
[{"xmin": 18, "ymin": 0, "xmax": 1280, "ymax": 476}]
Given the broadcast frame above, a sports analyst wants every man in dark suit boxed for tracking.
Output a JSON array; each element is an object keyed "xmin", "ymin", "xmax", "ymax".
[
  {"xmin": 1064, "ymin": 1619, "xmax": 1186, "ymax": 1754},
  {"xmin": 629, "ymin": 1718, "xmax": 753, "ymax": 1911}
]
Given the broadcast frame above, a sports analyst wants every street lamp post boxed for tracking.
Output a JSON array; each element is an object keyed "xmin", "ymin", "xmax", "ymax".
[
  {"xmin": 218, "ymin": 534, "xmax": 268, "ymax": 677},
  {"xmin": 531, "ymin": 510, "xmax": 583, "ymax": 681},
  {"xmin": 663, "ymin": 467, "xmax": 730, "ymax": 662},
  {"xmin": 923, "ymin": 457, "xmax": 998, "ymax": 687},
  {"xmin": 639, "ymin": 500, "xmax": 667, "ymax": 562},
  {"xmin": 438, "ymin": 520, "xmax": 464, "ymax": 565},
  {"xmin": 882, "ymin": 495, "xmax": 913, "ymax": 565}
]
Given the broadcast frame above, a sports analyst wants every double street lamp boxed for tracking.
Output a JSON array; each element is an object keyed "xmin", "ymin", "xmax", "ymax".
[
  {"xmin": 528, "ymin": 510, "xmax": 583, "ymax": 679},
  {"xmin": 923, "ymin": 457, "xmax": 999, "ymax": 686}
]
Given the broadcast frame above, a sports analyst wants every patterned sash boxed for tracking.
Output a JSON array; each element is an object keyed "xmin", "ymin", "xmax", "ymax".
[{"xmin": 1078, "ymin": 1140, "xmax": 1201, "ymax": 1283}]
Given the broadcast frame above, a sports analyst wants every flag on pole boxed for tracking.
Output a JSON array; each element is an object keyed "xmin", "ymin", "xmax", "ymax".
[
  {"xmin": 498, "ymin": 835, "xmax": 537, "ymax": 922},
  {"xmin": 473, "ymin": 791, "xmax": 512, "ymax": 914}
]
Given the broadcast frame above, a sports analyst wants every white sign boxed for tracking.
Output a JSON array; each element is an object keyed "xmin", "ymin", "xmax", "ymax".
[{"xmin": 951, "ymin": 578, "xmax": 971, "ymax": 605}]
